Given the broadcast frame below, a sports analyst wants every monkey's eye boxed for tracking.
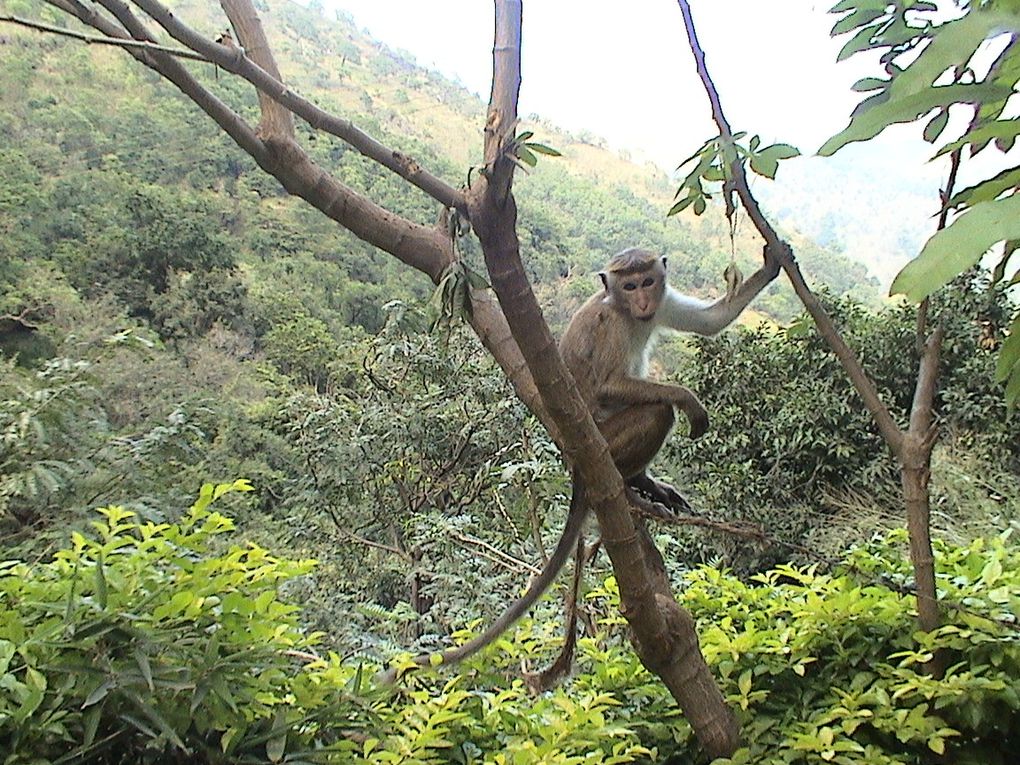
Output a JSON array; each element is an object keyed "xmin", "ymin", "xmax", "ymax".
[
  {"xmin": 641, "ymin": 277, "xmax": 655, "ymax": 288},
  {"xmin": 622, "ymin": 282, "xmax": 637, "ymax": 291}
]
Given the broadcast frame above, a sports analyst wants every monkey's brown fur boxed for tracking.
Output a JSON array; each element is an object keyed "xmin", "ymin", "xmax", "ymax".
[{"xmin": 384, "ymin": 250, "xmax": 708, "ymax": 680}]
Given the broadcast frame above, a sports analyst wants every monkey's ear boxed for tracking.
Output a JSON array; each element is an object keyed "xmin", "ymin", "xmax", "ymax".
[
  {"xmin": 661, "ymin": 256, "xmax": 668, "ymax": 270},
  {"xmin": 598, "ymin": 272, "xmax": 609, "ymax": 292}
]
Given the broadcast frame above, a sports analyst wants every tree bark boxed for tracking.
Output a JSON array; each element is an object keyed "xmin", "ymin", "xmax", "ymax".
[
  {"xmin": 467, "ymin": 2, "xmax": 738, "ymax": 757},
  {"xmin": 675, "ymin": 0, "xmax": 945, "ymax": 663}
]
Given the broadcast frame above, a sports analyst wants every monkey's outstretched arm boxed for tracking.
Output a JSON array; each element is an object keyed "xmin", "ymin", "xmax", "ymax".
[
  {"xmin": 379, "ymin": 473, "xmax": 588, "ymax": 681},
  {"xmin": 657, "ymin": 256, "xmax": 781, "ymax": 336}
]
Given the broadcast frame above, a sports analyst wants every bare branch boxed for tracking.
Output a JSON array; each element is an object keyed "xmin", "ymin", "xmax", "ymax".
[
  {"xmin": 449, "ymin": 531, "xmax": 541, "ymax": 575},
  {"xmin": 125, "ymin": 0, "xmax": 464, "ymax": 210},
  {"xmin": 217, "ymin": 0, "xmax": 294, "ymax": 140},
  {"xmin": 44, "ymin": 0, "xmax": 269, "ymax": 164},
  {"xmin": 675, "ymin": 0, "xmax": 905, "ymax": 457},
  {"xmin": 35, "ymin": 0, "xmax": 547, "ymax": 445},
  {"xmin": 0, "ymin": 307, "xmax": 45, "ymax": 330},
  {"xmin": 0, "ymin": 13, "xmax": 209, "ymax": 60}
]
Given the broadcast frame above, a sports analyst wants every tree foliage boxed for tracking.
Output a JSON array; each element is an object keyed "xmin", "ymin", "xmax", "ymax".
[
  {"xmin": 823, "ymin": 0, "xmax": 1020, "ymax": 405},
  {"xmin": 3, "ymin": 486, "xmax": 1019, "ymax": 763}
]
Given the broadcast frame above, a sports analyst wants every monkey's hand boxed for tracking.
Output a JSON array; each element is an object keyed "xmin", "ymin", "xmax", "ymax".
[
  {"xmin": 673, "ymin": 389, "xmax": 709, "ymax": 439},
  {"xmin": 762, "ymin": 241, "xmax": 792, "ymax": 277}
]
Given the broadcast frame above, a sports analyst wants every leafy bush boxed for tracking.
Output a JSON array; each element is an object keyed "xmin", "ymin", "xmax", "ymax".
[
  {"xmin": 668, "ymin": 281, "xmax": 1017, "ymax": 523},
  {"xmin": 680, "ymin": 531, "xmax": 1020, "ymax": 765},
  {"xmin": 0, "ymin": 480, "xmax": 367, "ymax": 764},
  {"xmin": 4, "ymin": 481, "xmax": 1018, "ymax": 764},
  {"xmin": 378, "ymin": 530, "xmax": 1020, "ymax": 765}
]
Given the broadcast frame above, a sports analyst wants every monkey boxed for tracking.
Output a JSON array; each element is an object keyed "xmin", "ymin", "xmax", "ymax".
[
  {"xmin": 561, "ymin": 246, "xmax": 781, "ymax": 505},
  {"xmin": 386, "ymin": 245, "xmax": 780, "ymax": 680},
  {"xmin": 214, "ymin": 29, "xmax": 235, "ymax": 48}
]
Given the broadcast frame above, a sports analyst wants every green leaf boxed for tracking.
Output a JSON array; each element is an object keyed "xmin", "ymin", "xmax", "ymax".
[
  {"xmin": 94, "ymin": 556, "xmax": 108, "ymax": 611},
  {"xmin": 135, "ymin": 649, "xmax": 154, "ymax": 692},
  {"xmin": 825, "ymin": 10, "xmax": 1019, "ymax": 154},
  {"xmin": 831, "ymin": 6, "xmax": 886, "ymax": 36},
  {"xmin": 83, "ymin": 678, "xmax": 115, "ymax": 708},
  {"xmin": 266, "ymin": 709, "xmax": 289, "ymax": 762},
  {"xmin": 837, "ymin": 23, "xmax": 883, "ymax": 62},
  {"xmin": 821, "ymin": 82, "xmax": 1011, "ymax": 154},
  {"xmin": 991, "ymin": 240, "xmax": 1019, "ymax": 284},
  {"xmin": 1004, "ymin": 360, "xmax": 1020, "ymax": 408},
  {"xmin": 851, "ymin": 76, "xmax": 888, "ymax": 92},
  {"xmin": 890, "ymin": 193, "xmax": 1020, "ymax": 300},
  {"xmin": 995, "ymin": 315, "xmax": 1020, "ymax": 383},
  {"xmin": 829, "ymin": 0, "xmax": 889, "ymax": 13},
  {"xmin": 934, "ymin": 118, "xmax": 1020, "ymax": 158},
  {"xmin": 763, "ymin": 143, "xmax": 801, "ymax": 159},
  {"xmin": 738, "ymin": 669, "xmax": 752, "ymax": 695},
  {"xmin": 525, "ymin": 142, "xmax": 562, "ymax": 157},
  {"xmin": 515, "ymin": 146, "xmax": 538, "ymax": 167},
  {"xmin": 949, "ymin": 165, "xmax": 1020, "ymax": 210},
  {"xmin": 82, "ymin": 703, "xmax": 103, "ymax": 748},
  {"xmin": 668, "ymin": 194, "xmax": 697, "ymax": 217},
  {"xmin": 922, "ymin": 109, "xmax": 949, "ymax": 143},
  {"xmin": 749, "ymin": 154, "xmax": 779, "ymax": 179}
]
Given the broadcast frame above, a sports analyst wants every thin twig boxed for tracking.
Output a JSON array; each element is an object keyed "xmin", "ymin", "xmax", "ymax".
[
  {"xmin": 450, "ymin": 531, "xmax": 541, "ymax": 575},
  {"xmin": 1, "ymin": 13, "xmax": 210, "ymax": 61},
  {"xmin": 675, "ymin": 0, "xmax": 905, "ymax": 457}
]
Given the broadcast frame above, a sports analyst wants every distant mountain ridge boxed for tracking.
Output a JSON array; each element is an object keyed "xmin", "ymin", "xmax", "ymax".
[{"xmin": 1, "ymin": 0, "xmax": 881, "ymax": 323}]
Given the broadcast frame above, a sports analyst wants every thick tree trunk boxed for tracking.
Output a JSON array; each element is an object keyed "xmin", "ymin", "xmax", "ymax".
[{"xmin": 468, "ymin": 3, "xmax": 738, "ymax": 757}]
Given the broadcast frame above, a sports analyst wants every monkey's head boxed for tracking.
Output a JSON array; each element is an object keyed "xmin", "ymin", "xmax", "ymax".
[{"xmin": 600, "ymin": 247, "xmax": 667, "ymax": 322}]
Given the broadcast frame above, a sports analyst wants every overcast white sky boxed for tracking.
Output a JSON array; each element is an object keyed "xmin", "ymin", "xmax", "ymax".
[
  {"xmin": 322, "ymin": 0, "xmax": 924, "ymax": 168},
  {"xmin": 311, "ymin": 1, "xmax": 1019, "ymax": 285}
]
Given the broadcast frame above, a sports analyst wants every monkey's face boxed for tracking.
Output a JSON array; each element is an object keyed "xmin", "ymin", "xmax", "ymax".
[{"xmin": 617, "ymin": 267, "xmax": 666, "ymax": 321}]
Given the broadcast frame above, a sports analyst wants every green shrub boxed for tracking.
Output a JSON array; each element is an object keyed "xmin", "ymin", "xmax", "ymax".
[
  {"xmin": 676, "ymin": 530, "xmax": 1020, "ymax": 764},
  {"xmin": 0, "ymin": 480, "xmax": 368, "ymax": 764},
  {"xmin": 5, "ymin": 482, "xmax": 1018, "ymax": 764},
  {"xmin": 376, "ymin": 530, "xmax": 1020, "ymax": 764}
]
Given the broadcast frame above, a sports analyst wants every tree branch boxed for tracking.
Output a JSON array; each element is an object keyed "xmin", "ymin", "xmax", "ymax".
[
  {"xmin": 449, "ymin": 531, "xmax": 541, "ymax": 576},
  {"xmin": 47, "ymin": 0, "xmax": 269, "ymax": 163},
  {"xmin": 676, "ymin": 0, "xmax": 905, "ymax": 457},
  {"xmin": 124, "ymin": 0, "xmax": 465, "ymax": 211},
  {"xmin": 0, "ymin": 13, "xmax": 209, "ymax": 60},
  {"xmin": 35, "ymin": 0, "xmax": 549, "ymax": 439},
  {"xmin": 469, "ymin": 1, "xmax": 737, "ymax": 757},
  {"xmin": 218, "ymin": 0, "xmax": 294, "ymax": 140}
]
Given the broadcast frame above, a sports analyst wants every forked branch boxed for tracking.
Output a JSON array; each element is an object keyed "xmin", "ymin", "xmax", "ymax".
[{"xmin": 675, "ymin": 0, "xmax": 905, "ymax": 457}]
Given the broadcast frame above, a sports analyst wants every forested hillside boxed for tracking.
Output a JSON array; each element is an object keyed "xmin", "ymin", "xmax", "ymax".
[{"xmin": 1, "ymin": 1, "xmax": 1018, "ymax": 763}]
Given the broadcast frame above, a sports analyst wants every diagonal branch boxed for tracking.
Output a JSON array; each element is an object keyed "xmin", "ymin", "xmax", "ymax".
[
  {"xmin": 55, "ymin": 0, "xmax": 454, "ymax": 281},
  {"xmin": 0, "ymin": 13, "xmax": 209, "ymax": 60},
  {"xmin": 469, "ymin": 1, "xmax": 738, "ymax": 757},
  {"xmin": 47, "ymin": 0, "xmax": 268, "ymax": 163},
  {"xmin": 217, "ymin": 0, "xmax": 293, "ymax": 140},
  {"xmin": 123, "ymin": 0, "xmax": 465, "ymax": 211},
  {"xmin": 37, "ymin": 0, "xmax": 551, "ymax": 445},
  {"xmin": 676, "ymin": 0, "xmax": 905, "ymax": 457}
]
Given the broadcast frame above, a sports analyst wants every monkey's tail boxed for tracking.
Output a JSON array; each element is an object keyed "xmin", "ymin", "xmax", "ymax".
[{"xmin": 381, "ymin": 472, "xmax": 587, "ymax": 681}]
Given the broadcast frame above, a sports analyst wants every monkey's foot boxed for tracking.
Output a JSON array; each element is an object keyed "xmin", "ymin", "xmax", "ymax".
[
  {"xmin": 627, "ymin": 473, "xmax": 692, "ymax": 515},
  {"xmin": 624, "ymin": 487, "xmax": 673, "ymax": 521}
]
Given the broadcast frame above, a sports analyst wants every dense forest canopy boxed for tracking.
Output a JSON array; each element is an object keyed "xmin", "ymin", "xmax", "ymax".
[{"xmin": 0, "ymin": 0, "xmax": 1018, "ymax": 763}]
